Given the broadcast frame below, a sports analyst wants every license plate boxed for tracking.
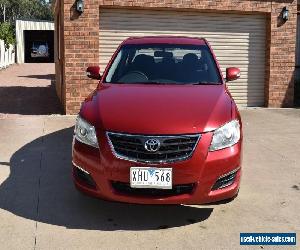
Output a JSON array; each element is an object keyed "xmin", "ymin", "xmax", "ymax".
[{"xmin": 130, "ymin": 167, "xmax": 172, "ymax": 189}]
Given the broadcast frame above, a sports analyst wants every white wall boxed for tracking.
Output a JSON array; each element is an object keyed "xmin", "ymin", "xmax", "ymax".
[
  {"xmin": 0, "ymin": 40, "xmax": 15, "ymax": 69},
  {"xmin": 15, "ymin": 19, "xmax": 54, "ymax": 64}
]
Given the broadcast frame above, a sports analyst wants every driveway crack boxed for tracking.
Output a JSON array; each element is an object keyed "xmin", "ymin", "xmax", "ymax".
[
  {"xmin": 34, "ymin": 151, "xmax": 42, "ymax": 250},
  {"xmin": 34, "ymin": 120, "xmax": 45, "ymax": 250}
]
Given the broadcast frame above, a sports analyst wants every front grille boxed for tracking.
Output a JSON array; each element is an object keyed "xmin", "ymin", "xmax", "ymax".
[
  {"xmin": 112, "ymin": 181, "xmax": 195, "ymax": 197},
  {"xmin": 107, "ymin": 132, "xmax": 200, "ymax": 163}
]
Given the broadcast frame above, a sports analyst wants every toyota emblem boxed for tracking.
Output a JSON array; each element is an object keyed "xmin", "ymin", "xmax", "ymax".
[{"xmin": 144, "ymin": 139, "xmax": 161, "ymax": 152}]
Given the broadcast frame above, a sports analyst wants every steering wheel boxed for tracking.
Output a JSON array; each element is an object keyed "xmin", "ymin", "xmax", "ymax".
[
  {"xmin": 118, "ymin": 71, "xmax": 148, "ymax": 83},
  {"xmin": 128, "ymin": 71, "xmax": 148, "ymax": 79}
]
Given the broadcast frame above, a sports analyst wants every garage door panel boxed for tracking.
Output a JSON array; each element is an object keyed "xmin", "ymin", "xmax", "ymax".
[
  {"xmin": 100, "ymin": 31, "xmax": 265, "ymax": 41},
  {"xmin": 99, "ymin": 9, "xmax": 266, "ymax": 107},
  {"xmin": 100, "ymin": 12, "xmax": 264, "ymax": 26}
]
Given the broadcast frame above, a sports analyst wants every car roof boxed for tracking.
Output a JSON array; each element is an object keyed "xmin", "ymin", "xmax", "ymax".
[{"xmin": 122, "ymin": 36, "xmax": 207, "ymax": 46}]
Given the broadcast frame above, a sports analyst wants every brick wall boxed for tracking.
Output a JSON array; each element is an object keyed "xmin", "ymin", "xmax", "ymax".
[
  {"xmin": 268, "ymin": 2, "xmax": 297, "ymax": 107},
  {"xmin": 54, "ymin": 0, "xmax": 297, "ymax": 114},
  {"xmin": 54, "ymin": 0, "xmax": 64, "ymax": 107}
]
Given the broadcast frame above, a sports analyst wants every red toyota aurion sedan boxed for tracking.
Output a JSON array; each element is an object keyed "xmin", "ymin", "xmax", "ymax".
[{"xmin": 72, "ymin": 36, "xmax": 242, "ymax": 204}]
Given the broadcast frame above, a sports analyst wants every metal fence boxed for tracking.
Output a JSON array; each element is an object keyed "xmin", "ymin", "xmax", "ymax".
[{"xmin": 0, "ymin": 40, "xmax": 15, "ymax": 69}]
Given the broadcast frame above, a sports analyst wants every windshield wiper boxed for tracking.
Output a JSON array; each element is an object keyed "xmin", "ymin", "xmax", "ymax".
[
  {"xmin": 114, "ymin": 81, "xmax": 220, "ymax": 85},
  {"xmin": 114, "ymin": 81, "xmax": 169, "ymax": 85},
  {"xmin": 190, "ymin": 82, "xmax": 220, "ymax": 85},
  {"xmin": 130, "ymin": 81, "xmax": 170, "ymax": 85}
]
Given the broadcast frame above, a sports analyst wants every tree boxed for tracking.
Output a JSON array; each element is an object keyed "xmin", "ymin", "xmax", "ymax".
[
  {"xmin": 0, "ymin": 22, "xmax": 15, "ymax": 48},
  {"xmin": 0, "ymin": 0, "xmax": 9, "ymax": 22},
  {"xmin": 0, "ymin": 0, "xmax": 53, "ymax": 25}
]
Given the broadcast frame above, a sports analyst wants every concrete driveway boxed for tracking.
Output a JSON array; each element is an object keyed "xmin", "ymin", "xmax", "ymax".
[
  {"xmin": 0, "ymin": 109, "xmax": 299, "ymax": 249},
  {"xmin": 0, "ymin": 64, "xmax": 62, "ymax": 118}
]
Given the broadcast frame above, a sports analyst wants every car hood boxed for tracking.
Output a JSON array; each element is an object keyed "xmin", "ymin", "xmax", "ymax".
[{"xmin": 81, "ymin": 84, "xmax": 233, "ymax": 134}]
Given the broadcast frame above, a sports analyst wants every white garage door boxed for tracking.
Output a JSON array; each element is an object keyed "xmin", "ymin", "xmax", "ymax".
[{"xmin": 99, "ymin": 8, "xmax": 266, "ymax": 106}]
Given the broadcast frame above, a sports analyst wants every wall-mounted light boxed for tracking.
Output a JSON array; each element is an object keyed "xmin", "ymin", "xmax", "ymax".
[
  {"xmin": 76, "ymin": 0, "xmax": 84, "ymax": 14},
  {"xmin": 282, "ymin": 6, "xmax": 289, "ymax": 22}
]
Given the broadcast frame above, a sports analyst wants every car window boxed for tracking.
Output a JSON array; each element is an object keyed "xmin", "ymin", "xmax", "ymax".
[
  {"xmin": 32, "ymin": 41, "xmax": 48, "ymax": 49},
  {"xmin": 104, "ymin": 44, "xmax": 222, "ymax": 84}
]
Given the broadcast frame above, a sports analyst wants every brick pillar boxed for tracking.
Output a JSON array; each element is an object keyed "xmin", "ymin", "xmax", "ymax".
[
  {"xmin": 63, "ymin": 0, "xmax": 100, "ymax": 114},
  {"xmin": 267, "ymin": 2, "xmax": 297, "ymax": 107}
]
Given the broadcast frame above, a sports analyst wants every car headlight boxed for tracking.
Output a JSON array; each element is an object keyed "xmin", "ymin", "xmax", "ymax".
[
  {"xmin": 209, "ymin": 120, "xmax": 240, "ymax": 151},
  {"xmin": 74, "ymin": 116, "xmax": 99, "ymax": 148}
]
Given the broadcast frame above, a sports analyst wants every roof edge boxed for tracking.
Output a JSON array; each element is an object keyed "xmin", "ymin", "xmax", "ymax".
[{"xmin": 15, "ymin": 18, "xmax": 54, "ymax": 23}]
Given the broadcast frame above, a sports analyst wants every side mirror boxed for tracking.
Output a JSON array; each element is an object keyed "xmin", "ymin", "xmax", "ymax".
[
  {"xmin": 86, "ymin": 66, "xmax": 101, "ymax": 80},
  {"xmin": 226, "ymin": 67, "xmax": 240, "ymax": 82}
]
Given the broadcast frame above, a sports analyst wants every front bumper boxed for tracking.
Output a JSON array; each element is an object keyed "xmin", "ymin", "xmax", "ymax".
[{"xmin": 72, "ymin": 131, "xmax": 242, "ymax": 205}]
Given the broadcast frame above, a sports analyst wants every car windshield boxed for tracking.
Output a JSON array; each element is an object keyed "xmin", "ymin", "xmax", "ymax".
[
  {"xmin": 32, "ymin": 41, "xmax": 48, "ymax": 49},
  {"xmin": 105, "ymin": 44, "xmax": 222, "ymax": 84}
]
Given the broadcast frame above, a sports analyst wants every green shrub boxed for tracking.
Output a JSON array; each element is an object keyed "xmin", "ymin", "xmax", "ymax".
[{"xmin": 0, "ymin": 22, "xmax": 15, "ymax": 49}]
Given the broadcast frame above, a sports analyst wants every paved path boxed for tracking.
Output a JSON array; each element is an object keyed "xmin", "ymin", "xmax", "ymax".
[
  {"xmin": 0, "ymin": 109, "xmax": 299, "ymax": 249},
  {"xmin": 0, "ymin": 64, "xmax": 62, "ymax": 118}
]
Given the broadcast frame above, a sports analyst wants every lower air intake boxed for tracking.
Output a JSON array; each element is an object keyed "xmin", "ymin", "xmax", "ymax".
[
  {"xmin": 112, "ymin": 181, "xmax": 195, "ymax": 197},
  {"xmin": 212, "ymin": 169, "xmax": 239, "ymax": 191},
  {"xmin": 74, "ymin": 166, "xmax": 96, "ymax": 189}
]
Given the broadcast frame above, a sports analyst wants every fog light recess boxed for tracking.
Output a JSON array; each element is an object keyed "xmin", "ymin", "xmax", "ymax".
[
  {"xmin": 212, "ymin": 168, "xmax": 239, "ymax": 191},
  {"xmin": 73, "ymin": 162, "xmax": 96, "ymax": 188}
]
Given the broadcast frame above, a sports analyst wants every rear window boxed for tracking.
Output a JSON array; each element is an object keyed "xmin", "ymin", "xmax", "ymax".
[{"xmin": 105, "ymin": 44, "xmax": 222, "ymax": 85}]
